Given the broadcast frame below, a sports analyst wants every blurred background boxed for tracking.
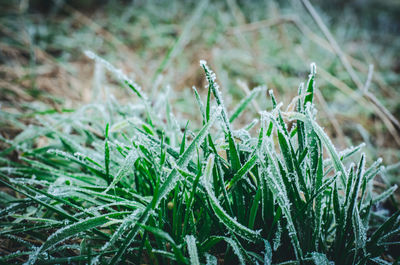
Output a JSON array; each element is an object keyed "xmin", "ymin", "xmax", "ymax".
[{"xmin": 0, "ymin": 0, "xmax": 399, "ymax": 187}]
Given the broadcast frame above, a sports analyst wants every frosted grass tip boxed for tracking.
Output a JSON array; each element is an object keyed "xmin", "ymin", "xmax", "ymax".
[
  {"xmin": 310, "ymin": 62, "xmax": 317, "ymax": 75},
  {"xmin": 84, "ymin": 50, "xmax": 96, "ymax": 59},
  {"xmin": 199, "ymin": 60, "xmax": 207, "ymax": 66}
]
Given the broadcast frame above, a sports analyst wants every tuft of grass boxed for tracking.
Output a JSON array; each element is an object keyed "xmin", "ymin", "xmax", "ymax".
[{"xmin": 0, "ymin": 55, "xmax": 399, "ymax": 264}]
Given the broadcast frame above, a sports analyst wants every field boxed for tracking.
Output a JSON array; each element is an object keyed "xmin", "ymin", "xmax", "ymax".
[{"xmin": 0, "ymin": 0, "xmax": 399, "ymax": 264}]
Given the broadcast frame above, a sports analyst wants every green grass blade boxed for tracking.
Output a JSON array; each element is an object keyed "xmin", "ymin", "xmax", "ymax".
[
  {"xmin": 203, "ymin": 155, "xmax": 261, "ymax": 242},
  {"xmin": 185, "ymin": 235, "xmax": 200, "ymax": 265},
  {"xmin": 104, "ymin": 149, "xmax": 138, "ymax": 192},
  {"xmin": 304, "ymin": 63, "xmax": 316, "ymax": 107},
  {"xmin": 192, "ymin": 86, "xmax": 206, "ymax": 123},
  {"xmin": 226, "ymin": 154, "xmax": 258, "ymax": 190},
  {"xmin": 372, "ymin": 185, "xmax": 398, "ymax": 205},
  {"xmin": 105, "ymin": 123, "xmax": 111, "ymax": 185},
  {"xmin": 180, "ymin": 121, "xmax": 189, "ymax": 155},
  {"xmin": 229, "ymin": 86, "xmax": 264, "ymax": 123},
  {"xmin": 248, "ymin": 186, "xmax": 262, "ymax": 230}
]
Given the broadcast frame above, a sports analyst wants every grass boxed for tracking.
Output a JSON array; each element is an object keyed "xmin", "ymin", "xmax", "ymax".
[
  {"xmin": 0, "ymin": 54, "xmax": 399, "ymax": 264},
  {"xmin": 1, "ymin": 0, "xmax": 399, "ymax": 181}
]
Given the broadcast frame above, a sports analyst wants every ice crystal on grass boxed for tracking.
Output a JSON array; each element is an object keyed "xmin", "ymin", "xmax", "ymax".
[
  {"xmin": 273, "ymin": 221, "xmax": 282, "ymax": 251},
  {"xmin": 204, "ymin": 253, "xmax": 218, "ymax": 265},
  {"xmin": 185, "ymin": 235, "xmax": 200, "ymax": 265}
]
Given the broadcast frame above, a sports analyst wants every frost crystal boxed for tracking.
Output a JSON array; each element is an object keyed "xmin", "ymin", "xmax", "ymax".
[{"xmin": 273, "ymin": 221, "xmax": 282, "ymax": 251}]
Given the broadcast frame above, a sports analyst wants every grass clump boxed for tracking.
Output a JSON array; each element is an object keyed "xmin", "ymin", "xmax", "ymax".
[{"xmin": 0, "ymin": 55, "xmax": 399, "ymax": 264}]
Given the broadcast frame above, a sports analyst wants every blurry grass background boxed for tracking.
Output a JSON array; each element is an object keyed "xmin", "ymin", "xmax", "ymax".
[{"xmin": 1, "ymin": 0, "xmax": 399, "ymax": 186}]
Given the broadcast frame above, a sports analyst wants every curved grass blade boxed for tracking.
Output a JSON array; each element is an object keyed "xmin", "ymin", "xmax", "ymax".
[
  {"xmin": 203, "ymin": 155, "xmax": 261, "ymax": 242},
  {"xmin": 26, "ymin": 212, "xmax": 129, "ymax": 265}
]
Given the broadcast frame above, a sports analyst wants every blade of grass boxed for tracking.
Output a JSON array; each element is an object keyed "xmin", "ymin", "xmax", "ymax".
[
  {"xmin": 109, "ymin": 107, "xmax": 221, "ymax": 264},
  {"xmin": 185, "ymin": 235, "xmax": 200, "ymax": 265},
  {"xmin": 203, "ymin": 154, "xmax": 261, "ymax": 242}
]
